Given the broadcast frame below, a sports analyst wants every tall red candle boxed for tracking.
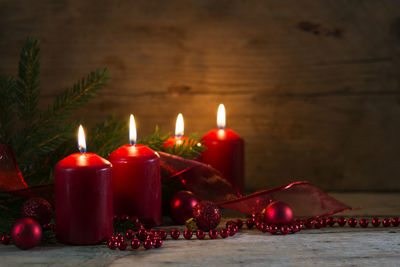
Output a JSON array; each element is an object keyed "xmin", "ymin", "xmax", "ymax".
[
  {"xmin": 108, "ymin": 115, "xmax": 161, "ymax": 227},
  {"xmin": 55, "ymin": 125, "xmax": 113, "ymax": 245},
  {"xmin": 200, "ymin": 104, "xmax": 245, "ymax": 193}
]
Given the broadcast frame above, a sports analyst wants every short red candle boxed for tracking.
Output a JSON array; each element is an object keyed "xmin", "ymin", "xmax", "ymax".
[
  {"xmin": 108, "ymin": 115, "xmax": 161, "ymax": 227},
  {"xmin": 200, "ymin": 104, "xmax": 244, "ymax": 193},
  {"xmin": 55, "ymin": 126, "xmax": 113, "ymax": 245},
  {"xmin": 163, "ymin": 113, "xmax": 189, "ymax": 148}
]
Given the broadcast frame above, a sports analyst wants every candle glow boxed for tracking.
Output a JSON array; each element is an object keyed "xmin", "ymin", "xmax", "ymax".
[
  {"xmin": 129, "ymin": 114, "xmax": 137, "ymax": 145},
  {"xmin": 175, "ymin": 113, "xmax": 184, "ymax": 137},
  {"xmin": 78, "ymin": 125, "xmax": 86, "ymax": 153},
  {"xmin": 217, "ymin": 104, "xmax": 226, "ymax": 129}
]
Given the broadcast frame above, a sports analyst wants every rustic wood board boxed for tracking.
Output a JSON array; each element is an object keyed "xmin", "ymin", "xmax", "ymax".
[{"xmin": 1, "ymin": 0, "xmax": 400, "ymax": 191}]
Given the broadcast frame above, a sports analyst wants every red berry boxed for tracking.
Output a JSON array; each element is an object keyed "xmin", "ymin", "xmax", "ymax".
[
  {"xmin": 170, "ymin": 229, "xmax": 180, "ymax": 240},
  {"xmin": 138, "ymin": 229, "xmax": 148, "ymax": 241},
  {"xmin": 108, "ymin": 240, "xmax": 118, "ymax": 250},
  {"xmin": 125, "ymin": 229, "xmax": 134, "ymax": 239},
  {"xmin": 280, "ymin": 225, "xmax": 290, "ymax": 235},
  {"xmin": 348, "ymin": 218, "xmax": 357, "ymax": 227},
  {"xmin": 209, "ymin": 229, "xmax": 218, "ymax": 239},
  {"xmin": 116, "ymin": 233, "xmax": 124, "ymax": 242},
  {"xmin": 118, "ymin": 241, "xmax": 127, "ymax": 250},
  {"xmin": 383, "ymin": 218, "xmax": 391, "ymax": 227},
  {"xmin": 196, "ymin": 230, "xmax": 206, "ymax": 240},
  {"xmin": 392, "ymin": 217, "xmax": 400, "ymax": 227},
  {"xmin": 305, "ymin": 219, "xmax": 314, "ymax": 228},
  {"xmin": 1, "ymin": 235, "xmax": 10, "ymax": 245},
  {"xmin": 154, "ymin": 238, "xmax": 162, "ymax": 248},
  {"xmin": 372, "ymin": 217, "xmax": 381, "ymax": 227},
  {"xmin": 260, "ymin": 223, "xmax": 269, "ymax": 233},
  {"xmin": 158, "ymin": 230, "xmax": 167, "ymax": 240},
  {"xmin": 314, "ymin": 218, "xmax": 323, "ymax": 229},
  {"xmin": 359, "ymin": 218, "xmax": 368, "ymax": 228},
  {"xmin": 143, "ymin": 239, "xmax": 153, "ymax": 249},
  {"xmin": 246, "ymin": 218, "xmax": 254, "ymax": 229},
  {"xmin": 131, "ymin": 238, "xmax": 141, "ymax": 249},
  {"xmin": 183, "ymin": 230, "xmax": 193, "ymax": 240},
  {"xmin": 220, "ymin": 228, "xmax": 229, "ymax": 238},
  {"xmin": 337, "ymin": 217, "xmax": 346, "ymax": 226},
  {"xmin": 269, "ymin": 224, "xmax": 278, "ymax": 234},
  {"xmin": 326, "ymin": 217, "xmax": 336, "ymax": 227},
  {"xmin": 235, "ymin": 219, "xmax": 244, "ymax": 229}
]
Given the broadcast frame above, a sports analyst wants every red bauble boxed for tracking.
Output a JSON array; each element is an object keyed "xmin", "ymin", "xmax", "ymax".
[
  {"xmin": 118, "ymin": 241, "xmax": 127, "ymax": 250},
  {"xmin": 382, "ymin": 218, "xmax": 391, "ymax": 227},
  {"xmin": 337, "ymin": 217, "xmax": 347, "ymax": 226},
  {"xmin": 348, "ymin": 218, "xmax": 357, "ymax": 227},
  {"xmin": 192, "ymin": 201, "xmax": 221, "ymax": 231},
  {"xmin": 170, "ymin": 229, "xmax": 180, "ymax": 239},
  {"xmin": 280, "ymin": 225, "xmax": 290, "ymax": 235},
  {"xmin": 170, "ymin": 191, "xmax": 199, "ymax": 225},
  {"xmin": 359, "ymin": 218, "xmax": 369, "ymax": 228},
  {"xmin": 264, "ymin": 201, "xmax": 293, "ymax": 225},
  {"xmin": 183, "ymin": 230, "xmax": 193, "ymax": 240},
  {"xmin": 196, "ymin": 230, "xmax": 206, "ymax": 239},
  {"xmin": 208, "ymin": 229, "xmax": 218, "ymax": 239},
  {"xmin": 1, "ymin": 235, "xmax": 10, "ymax": 245},
  {"xmin": 143, "ymin": 238, "xmax": 153, "ymax": 249},
  {"xmin": 392, "ymin": 217, "xmax": 400, "ymax": 227},
  {"xmin": 372, "ymin": 217, "xmax": 380, "ymax": 227},
  {"xmin": 131, "ymin": 238, "xmax": 141, "ymax": 249},
  {"xmin": 11, "ymin": 217, "xmax": 42, "ymax": 250},
  {"xmin": 21, "ymin": 197, "xmax": 53, "ymax": 225}
]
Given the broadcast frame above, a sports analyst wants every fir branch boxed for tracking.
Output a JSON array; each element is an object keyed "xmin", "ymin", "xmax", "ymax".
[
  {"xmin": 16, "ymin": 37, "xmax": 40, "ymax": 130},
  {"xmin": 137, "ymin": 125, "xmax": 169, "ymax": 151},
  {"xmin": 0, "ymin": 75, "xmax": 16, "ymax": 144}
]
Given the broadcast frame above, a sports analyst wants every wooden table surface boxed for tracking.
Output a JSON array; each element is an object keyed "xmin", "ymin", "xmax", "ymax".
[{"xmin": 0, "ymin": 193, "xmax": 399, "ymax": 267}]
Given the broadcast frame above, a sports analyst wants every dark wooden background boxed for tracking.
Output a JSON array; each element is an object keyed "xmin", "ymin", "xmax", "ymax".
[{"xmin": 1, "ymin": 0, "xmax": 400, "ymax": 192}]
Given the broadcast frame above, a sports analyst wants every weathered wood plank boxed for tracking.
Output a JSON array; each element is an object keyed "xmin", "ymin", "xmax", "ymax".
[{"xmin": 0, "ymin": 0, "xmax": 400, "ymax": 191}]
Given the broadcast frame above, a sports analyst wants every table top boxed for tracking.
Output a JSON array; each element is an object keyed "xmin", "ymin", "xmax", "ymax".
[{"xmin": 0, "ymin": 193, "xmax": 399, "ymax": 267}]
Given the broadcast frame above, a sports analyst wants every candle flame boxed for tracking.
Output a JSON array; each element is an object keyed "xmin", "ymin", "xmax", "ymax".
[
  {"xmin": 175, "ymin": 113, "xmax": 184, "ymax": 137},
  {"xmin": 78, "ymin": 125, "xmax": 86, "ymax": 153},
  {"xmin": 217, "ymin": 104, "xmax": 226, "ymax": 129},
  {"xmin": 129, "ymin": 114, "xmax": 137, "ymax": 145}
]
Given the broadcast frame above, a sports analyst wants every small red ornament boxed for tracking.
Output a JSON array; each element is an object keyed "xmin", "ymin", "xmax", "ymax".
[
  {"xmin": 11, "ymin": 217, "xmax": 42, "ymax": 250},
  {"xmin": 209, "ymin": 229, "xmax": 218, "ymax": 239},
  {"xmin": 359, "ymin": 218, "xmax": 369, "ymax": 228},
  {"xmin": 280, "ymin": 225, "xmax": 290, "ymax": 235},
  {"xmin": 382, "ymin": 218, "xmax": 391, "ymax": 227},
  {"xmin": 21, "ymin": 197, "xmax": 53, "ymax": 226},
  {"xmin": 170, "ymin": 191, "xmax": 199, "ymax": 225},
  {"xmin": 153, "ymin": 237, "xmax": 162, "ymax": 248},
  {"xmin": 170, "ymin": 229, "xmax": 180, "ymax": 240},
  {"xmin": 246, "ymin": 218, "xmax": 255, "ymax": 229},
  {"xmin": 196, "ymin": 230, "xmax": 206, "ymax": 240},
  {"xmin": 219, "ymin": 228, "xmax": 229, "ymax": 238},
  {"xmin": 235, "ymin": 219, "xmax": 243, "ymax": 229},
  {"xmin": 264, "ymin": 201, "xmax": 293, "ymax": 225},
  {"xmin": 326, "ymin": 217, "xmax": 336, "ymax": 227},
  {"xmin": 131, "ymin": 238, "xmax": 141, "ymax": 249},
  {"xmin": 192, "ymin": 201, "xmax": 221, "ymax": 231},
  {"xmin": 1, "ymin": 234, "xmax": 10, "ymax": 245},
  {"xmin": 269, "ymin": 224, "xmax": 278, "ymax": 234},
  {"xmin": 372, "ymin": 217, "xmax": 381, "ymax": 227},
  {"xmin": 158, "ymin": 230, "xmax": 167, "ymax": 240},
  {"xmin": 183, "ymin": 230, "xmax": 193, "ymax": 240},
  {"xmin": 348, "ymin": 218, "xmax": 357, "ymax": 227},
  {"xmin": 337, "ymin": 217, "xmax": 346, "ymax": 227},
  {"xmin": 125, "ymin": 229, "xmax": 134, "ymax": 239},
  {"xmin": 118, "ymin": 241, "xmax": 127, "ymax": 250},
  {"xmin": 392, "ymin": 217, "xmax": 400, "ymax": 227},
  {"xmin": 143, "ymin": 238, "xmax": 153, "ymax": 249},
  {"xmin": 108, "ymin": 240, "xmax": 118, "ymax": 250}
]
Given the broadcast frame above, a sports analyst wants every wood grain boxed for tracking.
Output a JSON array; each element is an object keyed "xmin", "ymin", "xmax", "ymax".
[{"xmin": 1, "ymin": 0, "xmax": 400, "ymax": 191}]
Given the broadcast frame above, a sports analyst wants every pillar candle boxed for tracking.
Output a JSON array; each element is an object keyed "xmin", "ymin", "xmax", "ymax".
[
  {"xmin": 108, "ymin": 115, "xmax": 161, "ymax": 227},
  {"xmin": 200, "ymin": 104, "xmax": 245, "ymax": 193},
  {"xmin": 55, "ymin": 125, "xmax": 113, "ymax": 245}
]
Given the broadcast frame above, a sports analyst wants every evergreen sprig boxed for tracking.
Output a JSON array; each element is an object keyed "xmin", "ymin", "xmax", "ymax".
[{"xmin": 0, "ymin": 75, "xmax": 17, "ymax": 144}]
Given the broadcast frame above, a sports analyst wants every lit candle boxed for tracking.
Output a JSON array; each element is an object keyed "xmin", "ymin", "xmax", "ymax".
[
  {"xmin": 163, "ymin": 113, "xmax": 190, "ymax": 148},
  {"xmin": 200, "ymin": 104, "xmax": 245, "ymax": 193},
  {"xmin": 108, "ymin": 115, "xmax": 161, "ymax": 227},
  {"xmin": 55, "ymin": 125, "xmax": 113, "ymax": 245}
]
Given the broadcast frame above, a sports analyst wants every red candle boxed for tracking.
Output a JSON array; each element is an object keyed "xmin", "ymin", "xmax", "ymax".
[
  {"xmin": 200, "ymin": 104, "xmax": 245, "ymax": 193},
  {"xmin": 163, "ymin": 113, "xmax": 190, "ymax": 148},
  {"xmin": 108, "ymin": 115, "xmax": 161, "ymax": 227},
  {"xmin": 55, "ymin": 125, "xmax": 113, "ymax": 245}
]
